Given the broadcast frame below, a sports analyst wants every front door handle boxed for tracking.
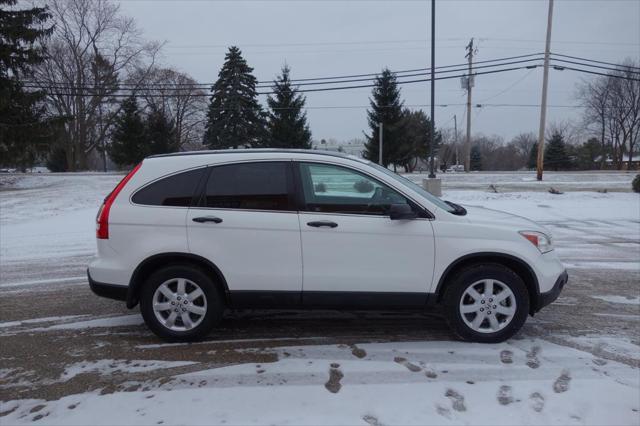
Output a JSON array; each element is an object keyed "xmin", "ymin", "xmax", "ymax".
[
  {"xmin": 307, "ymin": 220, "xmax": 338, "ymax": 228},
  {"xmin": 192, "ymin": 216, "xmax": 223, "ymax": 224}
]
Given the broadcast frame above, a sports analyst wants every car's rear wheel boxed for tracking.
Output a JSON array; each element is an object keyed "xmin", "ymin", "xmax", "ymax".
[
  {"xmin": 140, "ymin": 265, "xmax": 223, "ymax": 341},
  {"xmin": 443, "ymin": 263, "xmax": 529, "ymax": 343}
]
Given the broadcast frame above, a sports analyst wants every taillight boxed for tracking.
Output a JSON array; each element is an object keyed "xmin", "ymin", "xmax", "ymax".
[{"xmin": 97, "ymin": 163, "xmax": 142, "ymax": 239}]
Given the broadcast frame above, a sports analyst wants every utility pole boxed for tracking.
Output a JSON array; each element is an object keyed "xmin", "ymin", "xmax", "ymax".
[
  {"xmin": 453, "ymin": 114, "xmax": 458, "ymax": 165},
  {"xmin": 378, "ymin": 122, "xmax": 383, "ymax": 166},
  {"xmin": 428, "ymin": 0, "xmax": 436, "ymax": 178},
  {"xmin": 464, "ymin": 38, "xmax": 474, "ymax": 172},
  {"xmin": 536, "ymin": 0, "xmax": 554, "ymax": 181}
]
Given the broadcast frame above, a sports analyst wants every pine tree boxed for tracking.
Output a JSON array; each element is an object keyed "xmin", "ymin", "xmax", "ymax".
[
  {"xmin": 266, "ymin": 65, "xmax": 311, "ymax": 149},
  {"xmin": 527, "ymin": 142, "xmax": 538, "ymax": 169},
  {"xmin": 203, "ymin": 46, "xmax": 266, "ymax": 149},
  {"xmin": 0, "ymin": 0, "xmax": 54, "ymax": 169},
  {"xmin": 108, "ymin": 97, "xmax": 147, "ymax": 167},
  {"xmin": 146, "ymin": 108, "xmax": 178, "ymax": 156},
  {"xmin": 397, "ymin": 109, "xmax": 440, "ymax": 172},
  {"xmin": 544, "ymin": 131, "xmax": 570, "ymax": 171},
  {"xmin": 470, "ymin": 145, "xmax": 482, "ymax": 171},
  {"xmin": 363, "ymin": 69, "xmax": 405, "ymax": 167}
]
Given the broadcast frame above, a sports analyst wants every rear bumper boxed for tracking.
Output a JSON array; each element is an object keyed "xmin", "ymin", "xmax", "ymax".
[
  {"xmin": 87, "ymin": 269, "xmax": 128, "ymax": 302},
  {"xmin": 536, "ymin": 269, "xmax": 568, "ymax": 312}
]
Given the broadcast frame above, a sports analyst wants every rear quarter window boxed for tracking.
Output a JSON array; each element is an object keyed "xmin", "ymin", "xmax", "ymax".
[{"xmin": 132, "ymin": 168, "xmax": 205, "ymax": 207}]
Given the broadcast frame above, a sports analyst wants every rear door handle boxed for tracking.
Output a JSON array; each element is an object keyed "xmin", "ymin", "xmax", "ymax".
[
  {"xmin": 192, "ymin": 216, "xmax": 223, "ymax": 224},
  {"xmin": 307, "ymin": 220, "xmax": 338, "ymax": 228}
]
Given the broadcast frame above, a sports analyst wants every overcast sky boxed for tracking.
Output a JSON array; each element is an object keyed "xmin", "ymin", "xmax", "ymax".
[{"xmin": 117, "ymin": 0, "xmax": 639, "ymax": 144}]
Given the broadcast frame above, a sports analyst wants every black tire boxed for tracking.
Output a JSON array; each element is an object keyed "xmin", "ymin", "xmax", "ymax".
[
  {"xmin": 443, "ymin": 263, "xmax": 530, "ymax": 343},
  {"xmin": 140, "ymin": 264, "xmax": 224, "ymax": 341}
]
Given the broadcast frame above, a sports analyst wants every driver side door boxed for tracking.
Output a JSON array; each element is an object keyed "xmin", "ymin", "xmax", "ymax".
[{"xmin": 296, "ymin": 161, "xmax": 436, "ymax": 308}]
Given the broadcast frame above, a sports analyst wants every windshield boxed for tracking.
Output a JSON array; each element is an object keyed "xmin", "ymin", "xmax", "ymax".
[{"xmin": 364, "ymin": 161, "xmax": 456, "ymax": 213}]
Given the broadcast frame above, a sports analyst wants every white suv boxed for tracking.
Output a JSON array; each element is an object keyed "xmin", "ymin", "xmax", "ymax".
[{"xmin": 88, "ymin": 150, "xmax": 567, "ymax": 343}]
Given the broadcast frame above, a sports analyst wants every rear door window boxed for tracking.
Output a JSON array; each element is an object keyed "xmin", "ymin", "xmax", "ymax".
[
  {"xmin": 202, "ymin": 162, "xmax": 294, "ymax": 211},
  {"xmin": 132, "ymin": 168, "xmax": 205, "ymax": 207}
]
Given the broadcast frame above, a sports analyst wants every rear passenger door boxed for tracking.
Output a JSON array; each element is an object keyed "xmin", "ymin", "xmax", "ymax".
[{"xmin": 186, "ymin": 161, "xmax": 302, "ymax": 306}]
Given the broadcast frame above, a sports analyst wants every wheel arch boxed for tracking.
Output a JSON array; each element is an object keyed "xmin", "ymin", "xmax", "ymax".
[
  {"xmin": 434, "ymin": 252, "xmax": 540, "ymax": 314},
  {"xmin": 127, "ymin": 252, "xmax": 229, "ymax": 308}
]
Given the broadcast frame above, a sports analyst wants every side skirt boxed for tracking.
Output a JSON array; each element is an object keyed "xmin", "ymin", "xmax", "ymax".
[{"xmin": 229, "ymin": 291, "xmax": 435, "ymax": 310}]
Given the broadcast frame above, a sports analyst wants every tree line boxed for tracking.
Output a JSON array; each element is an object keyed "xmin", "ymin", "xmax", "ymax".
[
  {"xmin": 1, "ymin": 0, "xmax": 431, "ymax": 171},
  {"xmin": 107, "ymin": 48, "xmax": 313, "ymax": 168},
  {"xmin": 439, "ymin": 128, "xmax": 606, "ymax": 172},
  {"xmin": 576, "ymin": 62, "xmax": 640, "ymax": 170},
  {"xmin": 1, "ymin": 0, "xmax": 637, "ymax": 172}
]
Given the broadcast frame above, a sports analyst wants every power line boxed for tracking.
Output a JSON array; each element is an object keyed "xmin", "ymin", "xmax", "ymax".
[
  {"xmin": 477, "ymin": 68, "xmax": 536, "ymax": 103},
  {"xmin": 550, "ymin": 58, "xmax": 640, "ymax": 74},
  {"xmin": 22, "ymin": 57, "xmax": 544, "ymax": 91},
  {"xmin": 29, "ymin": 52, "xmax": 544, "ymax": 88},
  {"xmin": 18, "ymin": 53, "xmax": 639, "ymax": 98},
  {"xmin": 27, "ymin": 65, "xmax": 539, "ymax": 97},
  {"xmin": 556, "ymin": 65, "xmax": 640, "ymax": 81},
  {"xmin": 25, "ymin": 52, "xmax": 636, "ymax": 92},
  {"xmin": 550, "ymin": 53, "xmax": 640, "ymax": 70},
  {"xmin": 484, "ymin": 37, "xmax": 640, "ymax": 47}
]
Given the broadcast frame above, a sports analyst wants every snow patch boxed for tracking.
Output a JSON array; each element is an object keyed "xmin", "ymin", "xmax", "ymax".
[
  {"xmin": 61, "ymin": 359, "xmax": 197, "ymax": 381},
  {"xmin": 591, "ymin": 295, "xmax": 640, "ymax": 305}
]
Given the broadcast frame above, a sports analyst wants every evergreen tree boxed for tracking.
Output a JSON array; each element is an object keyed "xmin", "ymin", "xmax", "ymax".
[
  {"xmin": 470, "ymin": 145, "xmax": 482, "ymax": 171},
  {"xmin": 574, "ymin": 137, "xmax": 601, "ymax": 170},
  {"xmin": 544, "ymin": 131, "xmax": 570, "ymax": 171},
  {"xmin": 203, "ymin": 46, "xmax": 266, "ymax": 149},
  {"xmin": 108, "ymin": 97, "xmax": 147, "ymax": 167},
  {"xmin": 46, "ymin": 147, "xmax": 68, "ymax": 172},
  {"xmin": 363, "ymin": 69, "xmax": 405, "ymax": 167},
  {"xmin": 396, "ymin": 109, "xmax": 441, "ymax": 172},
  {"xmin": 146, "ymin": 108, "xmax": 178, "ymax": 155},
  {"xmin": 0, "ymin": 0, "xmax": 54, "ymax": 169},
  {"xmin": 527, "ymin": 142, "xmax": 538, "ymax": 169},
  {"xmin": 266, "ymin": 65, "xmax": 311, "ymax": 149}
]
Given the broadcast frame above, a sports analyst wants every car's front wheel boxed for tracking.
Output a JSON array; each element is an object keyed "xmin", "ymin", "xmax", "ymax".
[
  {"xmin": 443, "ymin": 263, "xmax": 530, "ymax": 343},
  {"xmin": 140, "ymin": 265, "xmax": 223, "ymax": 341}
]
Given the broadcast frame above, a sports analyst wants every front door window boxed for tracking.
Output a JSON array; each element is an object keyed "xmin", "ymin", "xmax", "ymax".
[{"xmin": 299, "ymin": 162, "xmax": 409, "ymax": 216}]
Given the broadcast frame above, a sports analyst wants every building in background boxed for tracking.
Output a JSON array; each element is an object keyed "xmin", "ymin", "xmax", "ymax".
[{"xmin": 312, "ymin": 138, "xmax": 366, "ymax": 157}]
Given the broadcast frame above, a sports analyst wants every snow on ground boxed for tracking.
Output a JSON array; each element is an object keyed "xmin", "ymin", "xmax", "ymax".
[
  {"xmin": 0, "ymin": 174, "xmax": 121, "ymax": 266},
  {"xmin": 1, "ymin": 172, "xmax": 638, "ymax": 278},
  {"xmin": 1, "ymin": 172, "xmax": 638, "ymax": 425},
  {"xmin": 36, "ymin": 314, "xmax": 146, "ymax": 331},
  {"xmin": 591, "ymin": 295, "xmax": 640, "ymax": 305},
  {"xmin": 1, "ymin": 340, "xmax": 638, "ymax": 425},
  {"xmin": 0, "ymin": 315, "xmax": 88, "ymax": 329},
  {"xmin": 61, "ymin": 359, "xmax": 197, "ymax": 382},
  {"xmin": 407, "ymin": 170, "xmax": 635, "ymax": 192},
  {"xmin": 560, "ymin": 336, "xmax": 640, "ymax": 362}
]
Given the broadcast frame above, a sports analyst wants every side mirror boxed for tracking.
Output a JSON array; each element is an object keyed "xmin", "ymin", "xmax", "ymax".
[{"xmin": 389, "ymin": 203, "xmax": 417, "ymax": 220}]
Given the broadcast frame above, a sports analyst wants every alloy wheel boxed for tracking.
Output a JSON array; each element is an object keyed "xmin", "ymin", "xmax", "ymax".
[
  {"xmin": 152, "ymin": 278, "xmax": 208, "ymax": 331},
  {"xmin": 459, "ymin": 279, "xmax": 517, "ymax": 333}
]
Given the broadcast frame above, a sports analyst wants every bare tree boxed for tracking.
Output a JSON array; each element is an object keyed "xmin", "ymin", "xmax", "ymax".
[
  {"xmin": 610, "ymin": 62, "xmax": 640, "ymax": 169},
  {"xmin": 576, "ymin": 59, "xmax": 640, "ymax": 170},
  {"xmin": 510, "ymin": 132, "xmax": 537, "ymax": 167},
  {"xmin": 34, "ymin": 0, "xmax": 161, "ymax": 170},
  {"xmin": 132, "ymin": 66, "xmax": 207, "ymax": 150},
  {"xmin": 577, "ymin": 76, "xmax": 611, "ymax": 169}
]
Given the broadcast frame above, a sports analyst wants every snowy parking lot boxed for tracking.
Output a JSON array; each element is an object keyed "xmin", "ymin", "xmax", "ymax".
[{"xmin": 1, "ymin": 171, "xmax": 639, "ymax": 425}]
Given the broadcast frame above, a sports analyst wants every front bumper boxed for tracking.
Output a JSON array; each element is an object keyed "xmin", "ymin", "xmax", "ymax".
[
  {"xmin": 88, "ymin": 269, "xmax": 128, "ymax": 302},
  {"xmin": 536, "ymin": 269, "xmax": 568, "ymax": 312}
]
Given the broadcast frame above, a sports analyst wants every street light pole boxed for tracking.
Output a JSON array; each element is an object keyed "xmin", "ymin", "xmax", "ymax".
[
  {"xmin": 378, "ymin": 122, "xmax": 383, "ymax": 166},
  {"xmin": 428, "ymin": 0, "xmax": 436, "ymax": 179}
]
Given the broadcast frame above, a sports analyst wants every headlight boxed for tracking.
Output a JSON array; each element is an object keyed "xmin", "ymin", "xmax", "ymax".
[{"xmin": 519, "ymin": 231, "xmax": 553, "ymax": 253}]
